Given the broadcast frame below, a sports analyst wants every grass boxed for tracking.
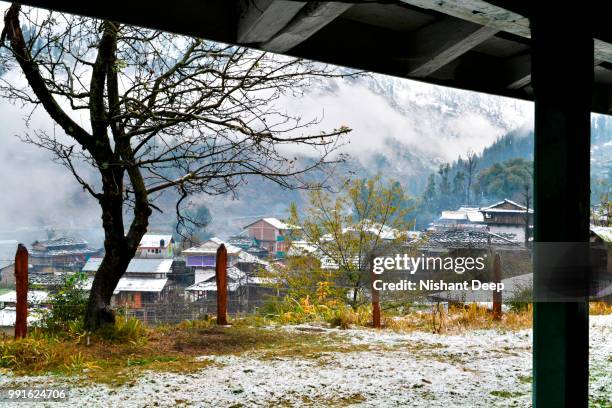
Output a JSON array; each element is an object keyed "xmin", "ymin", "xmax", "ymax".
[
  {"xmin": 384, "ymin": 303, "xmax": 533, "ymax": 333},
  {"xmin": 490, "ymin": 390, "xmax": 524, "ymax": 398},
  {"xmin": 590, "ymin": 301, "xmax": 612, "ymax": 315},
  {"xmin": 0, "ymin": 316, "xmax": 369, "ymax": 386},
  {"xmin": 0, "ymin": 300, "xmax": 608, "ymax": 386}
]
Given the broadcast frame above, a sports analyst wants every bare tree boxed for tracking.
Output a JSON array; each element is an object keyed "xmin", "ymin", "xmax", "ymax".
[{"xmin": 0, "ymin": 5, "xmax": 351, "ymax": 329}]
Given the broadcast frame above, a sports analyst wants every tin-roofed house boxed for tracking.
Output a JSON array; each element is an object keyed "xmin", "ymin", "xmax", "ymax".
[
  {"xmin": 82, "ymin": 257, "xmax": 172, "ymax": 320},
  {"xmin": 137, "ymin": 234, "xmax": 175, "ymax": 258},
  {"xmin": 183, "ymin": 237, "xmax": 275, "ymax": 311},
  {"xmin": 29, "ymin": 237, "xmax": 101, "ymax": 273}
]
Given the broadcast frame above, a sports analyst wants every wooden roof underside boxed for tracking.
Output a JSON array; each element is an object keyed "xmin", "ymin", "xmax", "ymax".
[{"xmin": 17, "ymin": 0, "xmax": 612, "ymax": 115}]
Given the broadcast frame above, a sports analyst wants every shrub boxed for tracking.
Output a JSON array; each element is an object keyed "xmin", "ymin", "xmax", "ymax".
[
  {"xmin": 96, "ymin": 316, "xmax": 147, "ymax": 343},
  {"xmin": 37, "ymin": 272, "xmax": 89, "ymax": 333}
]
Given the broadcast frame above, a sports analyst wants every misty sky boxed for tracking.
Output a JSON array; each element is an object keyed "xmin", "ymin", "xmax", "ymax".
[{"xmin": 0, "ymin": 2, "xmax": 536, "ymax": 243}]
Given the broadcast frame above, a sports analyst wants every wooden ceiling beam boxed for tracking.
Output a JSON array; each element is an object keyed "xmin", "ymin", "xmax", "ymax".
[
  {"xmin": 260, "ymin": 2, "xmax": 352, "ymax": 53},
  {"xmin": 405, "ymin": 16, "xmax": 498, "ymax": 78},
  {"xmin": 237, "ymin": 0, "xmax": 306, "ymax": 43},
  {"xmin": 400, "ymin": 0, "xmax": 612, "ymax": 65}
]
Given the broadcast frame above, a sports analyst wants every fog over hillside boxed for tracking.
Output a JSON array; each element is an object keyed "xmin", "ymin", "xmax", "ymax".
[{"xmin": 1, "ymin": 70, "xmax": 609, "ymax": 245}]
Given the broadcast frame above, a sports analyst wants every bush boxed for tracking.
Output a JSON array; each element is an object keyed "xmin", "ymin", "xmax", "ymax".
[
  {"xmin": 96, "ymin": 316, "xmax": 147, "ymax": 343},
  {"xmin": 508, "ymin": 285, "xmax": 533, "ymax": 312},
  {"xmin": 38, "ymin": 272, "xmax": 89, "ymax": 333}
]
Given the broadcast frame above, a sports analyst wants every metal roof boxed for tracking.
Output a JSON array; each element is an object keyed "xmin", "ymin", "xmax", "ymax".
[
  {"xmin": 115, "ymin": 277, "xmax": 168, "ymax": 293},
  {"xmin": 0, "ymin": 290, "xmax": 49, "ymax": 304},
  {"xmin": 138, "ymin": 234, "xmax": 173, "ymax": 248},
  {"xmin": 82, "ymin": 257, "xmax": 173, "ymax": 274},
  {"xmin": 243, "ymin": 217, "xmax": 298, "ymax": 231},
  {"xmin": 182, "ymin": 237, "xmax": 242, "ymax": 256}
]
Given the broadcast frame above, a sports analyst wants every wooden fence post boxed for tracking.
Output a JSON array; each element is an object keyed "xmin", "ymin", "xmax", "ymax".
[
  {"xmin": 14, "ymin": 244, "xmax": 28, "ymax": 339},
  {"xmin": 371, "ymin": 265, "xmax": 381, "ymax": 328},
  {"xmin": 215, "ymin": 244, "xmax": 228, "ymax": 325},
  {"xmin": 492, "ymin": 253, "xmax": 502, "ymax": 321}
]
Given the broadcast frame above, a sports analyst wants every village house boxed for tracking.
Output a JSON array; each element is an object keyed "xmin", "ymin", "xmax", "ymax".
[
  {"xmin": 242, "ymin": 217, "xmax": 299, "ymax": 258},
  {"xmin": 0, "ymin": 240, "xmax": 18, "ymax": 287},
  {"xmin": 136, "ymin": 234, "xmax": 175, "ymax": 258},
  {"xmin": 183, "ymin": 237, "xmax": 273, "ymax": 310},
  {"xmin": 480, "ymin": 199, "xmax": 533, "ymax": 243},
  {"xmin": 82, "ymin": 257, "xmax": 172, "ymax": 316},
  {"xmin": 29, "ymin": 237, "xmax": 101, "ymax": 273},
  {"xmin": 0, "ymin": 289, "xmax": 49, "ymax": 330},
  {"xmin": 434, "ymin": 199, "xmax": 533, "ymax": 243}
]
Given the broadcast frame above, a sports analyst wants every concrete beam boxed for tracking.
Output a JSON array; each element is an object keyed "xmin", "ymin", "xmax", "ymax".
[
  {"xmin": 261, "ymin": 2, "xmax": 352, "ymax": 53},
  {"xmin": 237, "ymin": 0, "xmax": 306, "ymax": 43},
  {"xmin": 406, "ymin": 16, "xmax": 498, "ymax": 78}
]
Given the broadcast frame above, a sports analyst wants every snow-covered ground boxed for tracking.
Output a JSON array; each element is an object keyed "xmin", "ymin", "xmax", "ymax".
[{"xmin": 1, "ymin": 315, "xmax": 610, "ymax": 407}]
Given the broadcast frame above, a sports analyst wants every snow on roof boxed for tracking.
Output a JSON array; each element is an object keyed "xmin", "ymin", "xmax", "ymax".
[
  {"xmin": 481, "ymin": 199, "xmax": 533, "ymax": 213},
  {"xmin": 591, "ymin": 226, "xmax": 612, "ymax": 242},
  {"xmin": 115, "ymin": 277, "xmax": 168, "ymax": 293},
  {"xmin": 0, "ymin": 290, "xmax": 49, "ymax": 304},
  {"xmin": 0, "ymin": 307, "xmax": 42, "ymax": 326},
  {"xmin": 243, "ymin": 217, "xmax": 299, "ymax": 230},
  {"xmin": 440, "ymin": 211, "xmax": 467, "ymax": 221},
  {"xmin": 194, "ymin": 270, "xmax": 216, "ymax": 284},
  {"xmin": 237, "ymin": 250, "xmax": 269, "ymax": 266},
  {"xmin": 288, "ymin": 240, "xmax": 319, "ymax": 255},
  {"xmin": 0, "ymin": 240, "xmax": 18, "ymax": 270},
  {"xmin": 82, "ymin": 258, "xmax": 173, "ymax": 274},
  {"xmin": 139, "ymin": 234, "xmax": 173, "ymax": 248},
  {"xmin": 440, "ymin": 208, "xmax": 484, "ymax": 223},
  {"xmin": 466, "ymin": 212, "xmax": 485, "ymax": 223},
  {"xmin": 185, "ymin": 281, "xmax": 240, "ymax": 292},
  {"xmin": 182, "ymin": 237, "xmax": 242, "ymax": 256}
]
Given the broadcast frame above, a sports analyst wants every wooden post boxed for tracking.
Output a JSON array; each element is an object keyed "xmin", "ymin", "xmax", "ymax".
[
  {"xmin": 215, "ymin": 244, "xmax": 228, "ymax": 325},
  {"xmin": 492, "ymin": 253, "xmax": 502, "ymax": 321},
  {"xmin": 14, "ymin": 244, "xmax": 28, "ymax": 339},
  {"xmin": 371, "ymin": 267, "xmax": 381, "ymax": 328}
]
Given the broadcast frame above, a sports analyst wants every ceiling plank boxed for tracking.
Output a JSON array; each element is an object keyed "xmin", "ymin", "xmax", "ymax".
[
  {"xmin": 406, "ymin": 17, "xmax": 498, "ymax": 77},
  {"xmin": 261, "ymin": 2, "xmax": 352, "ymax": 53},
  {"xmin": 237, "ymin": 0, "xmax": 306, "ymax": 43}
]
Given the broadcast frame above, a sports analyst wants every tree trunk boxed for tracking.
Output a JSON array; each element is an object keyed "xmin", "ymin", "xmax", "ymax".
[{"xmin": 84, "ymin": 169, "xmax": 150, "ymax": 330}]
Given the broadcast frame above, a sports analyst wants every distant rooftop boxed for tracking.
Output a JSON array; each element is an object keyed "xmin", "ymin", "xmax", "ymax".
[
  {"xmin": 243, "ymin": 217, "xmax": 299, "ymax": 231},
  {"xmin": 182, "ymin": 237, "xmax": 242, "ymax": 256},
  {"xmin": 138, "ymin": 234, "xmax": 174, "ymax": 248},
  {"xmin": 82, "ymin": 258, "xmax": 173, "ymax": 274}
]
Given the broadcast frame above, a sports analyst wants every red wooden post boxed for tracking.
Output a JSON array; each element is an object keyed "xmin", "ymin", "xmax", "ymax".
[
  {"xmin": 215, "ymin": 244, "xmax": 228, "ymax": 325},
  {"xmin": 14, "ymin": 244, "xmax": 28, "ymax": 339},
  {"xmin": 371, "ymin": 267, "xmax": 381, "ymax": 328},
  {"xmin": 492, "ymin": 253, "xmax": 502, "ymax": 321}
]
